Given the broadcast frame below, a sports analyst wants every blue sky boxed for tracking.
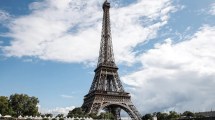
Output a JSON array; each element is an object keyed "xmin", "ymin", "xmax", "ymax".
[{"xmin": 0, "ymin": 0, "xmax": 215, "ymax": 115}]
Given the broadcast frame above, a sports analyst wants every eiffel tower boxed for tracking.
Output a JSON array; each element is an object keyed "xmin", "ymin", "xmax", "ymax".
[{"xmin": 81, "ymin": 0, "xmax": 142, "ymax": 120}]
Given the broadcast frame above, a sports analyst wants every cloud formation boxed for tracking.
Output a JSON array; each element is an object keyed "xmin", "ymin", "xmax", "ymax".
[
  {"xmin": 2, "ymin": 0, "xmax": 175, "ymax": 65},
  {"xmin": 0, "ymin": 10, "xmax": 10, "ymax": 23},
  {"xmin": 61, "ymin": 94, "xmax": 73, "ymax": 99},
  {"xmin": 122, "ymin": 25, "xmax": 215, "ymax": 113},
  {"xmin": 209, "ymin": 2, "xmax": 215, "ymax": 15},
  {"xmin": 39, "ymin": 105, "xmax": 75, "ymax": 116}
]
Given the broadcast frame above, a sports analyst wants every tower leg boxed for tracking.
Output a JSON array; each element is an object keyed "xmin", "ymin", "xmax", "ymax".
[{"xmin": 110, "ymin": 107, "xmax": 121, "ymax": 120}]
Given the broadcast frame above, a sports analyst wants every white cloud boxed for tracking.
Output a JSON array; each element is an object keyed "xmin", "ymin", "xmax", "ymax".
[
  {"xmin": 23, "ymin": 59, "xmax": 33, "ymax": 63},
  {"xmin": 1, "ymin": 0, "xmax": 176, "ymax": 65},
  {"xmin": 39, "ymin": 105, "xmax": 75, "ymax": 116},
  {"xmin": 61, "ymin": 94, "xmax": 73, "ymax": 99},
  {"xmin": 122, "ymin": 25, "xmax": 215, "ymax": 114},
  {"xmin": 0, "ymin": 10, "xmax": 10, "ymax": 23},
  {"xmin": 209, "ymin": 3, "xmax": 215, "ymax": 15}
]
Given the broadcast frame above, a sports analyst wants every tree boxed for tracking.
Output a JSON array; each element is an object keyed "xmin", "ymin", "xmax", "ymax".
[
  {"xmin": 67, "ymin": 107, "xmax": 87, "ymax": 118},
  {"xmin": 88, "ymin": 112, "xmax": 115, "ymax": 119},
  {"xmin": 97, "ymin": 112, "xmax": 114, "ymax": 120},
  {"xmin": 182, "ymin": 111, "xmax": 195, "ymax": 118},
  {"xmin": 44, "ymin": 113, "xmax": 53, "ymax": 118},
  {"xmin": 9, "ymin": 94, "xmax": 39, "ymax": 117},
  {"xmin": 0, "ymin": 96, "xmax": 12, "ymax": 115},
  {"xmin": 89, "ymin": 113, "xmax": 98, "ymax": 119},
  {"xmin": 56, "ymin": 114, "xmax": 64, "ymax": 118},
  {"xmin": 167, "ymin": 111, "xmax": 179, "ymax": 120},
  {"xmin": 142, "ymin": 113, "xmax": 152, "ymax": 120},
  {"xmin": 156, "ymin": 112, "xmax": 168, "ymax": 120}
]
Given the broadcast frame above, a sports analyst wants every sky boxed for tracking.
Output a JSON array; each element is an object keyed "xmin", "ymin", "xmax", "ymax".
[{"xmin": 0, "ymin": 0, "xmax": 215, "ymax": 116}]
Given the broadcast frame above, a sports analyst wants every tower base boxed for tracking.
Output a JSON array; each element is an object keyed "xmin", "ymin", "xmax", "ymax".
[{"xmin": 82, "ymin": 91, "xmax": 142, "ymax": 120}]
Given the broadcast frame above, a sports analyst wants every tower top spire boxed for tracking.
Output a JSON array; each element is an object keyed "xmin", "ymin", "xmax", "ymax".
[
  {"xmin": 103, "ymin": 0, "xmax": 110, "ymax": 9},
  {"xmin": 97, "ymin": 0, "xmax": 116, "ymax": 68}
]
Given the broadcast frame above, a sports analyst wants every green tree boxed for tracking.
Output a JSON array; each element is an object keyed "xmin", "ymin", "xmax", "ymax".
[
  {"xmin": 88, "ymin": 112, "xmax": 114, "ymax": 119},
  {"xmin": 97, "ymin": 112, "xmax": 114, "ymax": 120},
  {"xmin": 44, "ymin": 113, "xmax": 53, "ymax": 118},
  {"xmin": 67, "ymin": 107, "xmax": 87, "ymax": 118},
  {"xmin": 167, "ymin": 111, "xmax": 179, "ymax": 120},
  {"xmin": 182, "ymin": 111, "xmax": 195, "ymax": 118},
  {"xmin": 156, "ymin": 112, "xmax": 168, "ymax": 120},
  {"xmin": 0, "ymin": 96, "xmax": 12, "ymax": 115},
  {"xmin": 142, "ymin": 113, "xmax": 152, "ymax": 120},
  {"xmin": 56, "ymin": 114, "xmax": 64, "ymax": 118},
  {"xmin": 9, "ymin": 94, "xmax": 39, "ymax": 117},
  {"xmin": 89, "ymin": 113, "xmax": 99, "ymax": 119}
]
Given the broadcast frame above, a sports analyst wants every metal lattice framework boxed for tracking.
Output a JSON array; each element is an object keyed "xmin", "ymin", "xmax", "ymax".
[
  {"xmin": 97, "ymin": 0, "xmax": 115, "ymax": 68},
  {"xmin": 81, "ymin": 1, "xmax": 142, "ymax": 120}
]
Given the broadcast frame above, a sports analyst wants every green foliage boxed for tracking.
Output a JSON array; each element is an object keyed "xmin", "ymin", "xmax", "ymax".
[
  {"xmin": 167, "ymin": 111, "xmax": 180, "ymax": 120},
  {"xmin": 1, "ymin": 94, "xmax": 39, "ymax": 117},
  {"xmin": 143, "ymin": 111, "xmax": 203, "ymax": 120},
  {"xmin": 56, "ymin": 114, "xmax": 64, "ymax": 118},
  {"xmin": 89, "ymin": 113, "xmax": 98, "ymax": 119},
  {"xmin": 156, "ymin": 112, "xmax": 168, "ymax": 120},
  {"xmin": 89, "ymin": 112, "xmax": 114, "ymax": 119},
  {"xmin": 182, "ymin": 111, "xmax": 195, "ymax": 118},
  {"xmin": 97, "ymin": 112, "xmax": 114, "ymax": 120},
  {"xmin": 146, "ymin": 111, "xmax": 179, "ymax": 120},
  {"xmin": 9, "ymin": 93, "xmax": 39, "ymax": 117},
  {"xmin": 44, "ymin": 113, "xmax": 53, "ymax": 118},
  {"xmin": 41, "ymin": 114, "xmax": 45, "ymax": 118},
  {"xmin": 142, "ymin": 113, "xmax": 152, "ymax": 120},
  {"xmin": 67, "ymin": 107, "xmax": 87, "ymax": 118},
  {"xmin": 0, "ymin": 96, "xmax": 12, "ymax": 116}
]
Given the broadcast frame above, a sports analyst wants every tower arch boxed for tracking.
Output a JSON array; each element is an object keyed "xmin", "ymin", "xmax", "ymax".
[{"xmin": 99, "ymin": 103, "xmax": 140, "ymax": 120}]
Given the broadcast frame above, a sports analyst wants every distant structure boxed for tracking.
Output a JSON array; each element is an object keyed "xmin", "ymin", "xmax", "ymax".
[
  {"xmin": 196, "ymin": 111, "xmax": 215, "ymax": 117},
  {"xmin": 81, "ymin": 0, "xmax": 141, "ymax": 120}
]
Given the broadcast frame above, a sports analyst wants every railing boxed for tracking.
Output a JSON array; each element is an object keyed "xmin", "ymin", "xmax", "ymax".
[{"xmin": 0, "ymin": 115, "xmax": 93, "ymax": 120}]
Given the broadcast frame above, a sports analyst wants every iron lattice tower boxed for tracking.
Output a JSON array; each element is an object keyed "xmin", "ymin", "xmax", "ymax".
[{"xmin": 81, "ymin": 1, "xmax": 142, "ymax": 120}]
